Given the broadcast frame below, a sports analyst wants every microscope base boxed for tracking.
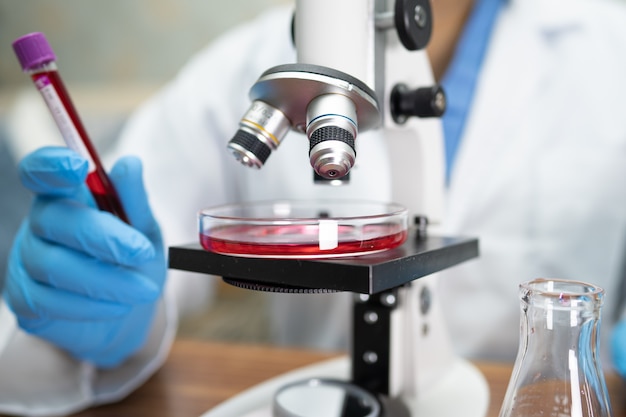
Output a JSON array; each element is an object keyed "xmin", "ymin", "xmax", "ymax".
[{"xmin": 199, "ymin": 356, "xmax": 489, "ymax": 417}]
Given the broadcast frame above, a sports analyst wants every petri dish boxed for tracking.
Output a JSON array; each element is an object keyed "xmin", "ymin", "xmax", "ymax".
[{"xmin": 198, "ymin": 200, "xmax": 408, "ymax": 259}]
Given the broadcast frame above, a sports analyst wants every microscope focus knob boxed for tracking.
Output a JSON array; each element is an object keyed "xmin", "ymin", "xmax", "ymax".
[
  {"xmin": 389, "ymin": 83, "xmax": 446, "ymax": 124},
  {"xmin": 395, "ymin": 0, "xmax": 433, "ymax": 51}
]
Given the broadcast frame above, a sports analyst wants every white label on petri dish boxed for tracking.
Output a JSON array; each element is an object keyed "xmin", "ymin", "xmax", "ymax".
[
  {"xmin": 319, "ymin": 220, "xmax": 339, "ymax": 250},
  {"xmin": 36, "ymin": 77, "xmax": 96, "ymax": 173}
]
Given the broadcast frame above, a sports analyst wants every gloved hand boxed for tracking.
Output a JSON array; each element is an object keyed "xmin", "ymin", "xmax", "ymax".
[
  {"xmin": 3, "ymin": 146, "xmax": 166, "ymax": 368},
  {"xmin": 612, "ymin": 319, "xmax": 626, "ymax": 379}
]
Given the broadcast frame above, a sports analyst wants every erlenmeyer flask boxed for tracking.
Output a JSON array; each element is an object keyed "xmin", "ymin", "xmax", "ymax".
[{"xmin": 499, "ymin": 278, "xmax": 613, "ymax": 417}]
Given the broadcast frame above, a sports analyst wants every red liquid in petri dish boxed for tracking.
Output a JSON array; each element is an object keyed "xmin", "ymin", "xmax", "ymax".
[{"xmin": 199, "ymin": 223, "xmax": 408, "ymax": 258}]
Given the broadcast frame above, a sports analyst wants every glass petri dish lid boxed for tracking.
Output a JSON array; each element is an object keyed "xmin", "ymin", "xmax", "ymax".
[{"xmin": 198, "ymin": 200, "xmax": 408, "ymax": 259}]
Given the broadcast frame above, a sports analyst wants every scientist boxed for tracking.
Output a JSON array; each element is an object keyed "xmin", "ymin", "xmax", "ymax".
[{"xmin": 3, "ymin": 0, "xmax": 626, "ymax": 415}]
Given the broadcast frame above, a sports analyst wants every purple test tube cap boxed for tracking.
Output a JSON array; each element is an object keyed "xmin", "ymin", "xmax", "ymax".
[{"xmin": 12, "ymin": 32, "xmax": 56, "ymax": 72}]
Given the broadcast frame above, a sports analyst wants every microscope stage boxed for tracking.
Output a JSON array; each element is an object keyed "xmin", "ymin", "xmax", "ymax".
[{"xmin": 168, "ymin": 231, "xmax": 478, "ymax": 294}]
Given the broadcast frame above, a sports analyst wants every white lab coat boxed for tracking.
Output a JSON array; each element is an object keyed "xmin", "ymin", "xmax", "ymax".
[{"xmin": 2, "ymin": 0, "xmax": 626, "ymax": 415}]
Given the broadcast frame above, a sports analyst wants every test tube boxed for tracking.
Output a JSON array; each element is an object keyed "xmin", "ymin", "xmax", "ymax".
[{"xmin": 12, "ymin": 32, "xmax": 130, "ymax": 224}]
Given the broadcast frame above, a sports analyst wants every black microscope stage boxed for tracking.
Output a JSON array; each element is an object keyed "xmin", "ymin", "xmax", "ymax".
[{"xmin": 168, "ymin": 231, "xmax": 478, "ymax": 294}]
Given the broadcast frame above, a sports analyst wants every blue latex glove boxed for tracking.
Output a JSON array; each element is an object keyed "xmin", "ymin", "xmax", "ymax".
[
  {"xmin": 3, "ymin": 146, "xmax": 166, "ymax": 368},
  {"xmin": 612, "ymin": 319, "xmax": 626, "ymax": 379}
]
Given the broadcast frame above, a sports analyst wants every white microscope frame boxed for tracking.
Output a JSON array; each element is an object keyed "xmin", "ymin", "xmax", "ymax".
[
  {"xmin": 210, "ymin": 1, "xmax": 490, "ymax": 415},
  {"xmin": 295, "ymin": 0, "xmax": 488, "ymax": 413}
]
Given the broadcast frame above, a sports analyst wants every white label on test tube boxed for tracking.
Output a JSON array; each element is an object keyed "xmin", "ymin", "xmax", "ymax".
[
  {"xmin": 318, "ymin": 219, "xmax": 339, "ymax": 250},
  {"xmin": 36, "ymin": 76, "xmax": 96, "ymax": 173}
]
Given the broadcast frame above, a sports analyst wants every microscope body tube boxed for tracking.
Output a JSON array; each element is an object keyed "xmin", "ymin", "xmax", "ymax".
[
  {"xmin": 294, "ymin": 0, "xmax": 460, "ymax": 407},
  {"xmin": 224, "ymin": 1, "xmax": 487, "ymax": 413},
  {"xmin": 295, "ymin": 0, "xmax": 376, "ymax": 90}
]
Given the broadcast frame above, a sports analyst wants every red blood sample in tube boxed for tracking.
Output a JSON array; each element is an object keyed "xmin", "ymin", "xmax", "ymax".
[{"xmin": 12, "ymin": 32, "xmax": 129, "ymax": 223}]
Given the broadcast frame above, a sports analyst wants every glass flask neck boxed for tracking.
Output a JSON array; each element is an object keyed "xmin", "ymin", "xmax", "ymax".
[
  {"xmin": 499, "ymin": 278, "xmax": 612, "ymax": 417},
  {"xmin": 519, "ymin": 278, "xmax": 603, "ymax": 357}
]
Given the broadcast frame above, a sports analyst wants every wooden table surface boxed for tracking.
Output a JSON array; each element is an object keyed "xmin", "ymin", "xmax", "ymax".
[{"xmin": 63, "ymin": 338, "xmax": 624, "ymax": 417}]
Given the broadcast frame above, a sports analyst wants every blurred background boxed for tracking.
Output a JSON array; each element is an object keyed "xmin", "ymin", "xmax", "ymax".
[
  {"xmin": 0, "ymin": 0, "xmax": 291, "ymax": 343},
  {"xmin": 0, "ymin": 0, "xmax": 290, "ymax": 89},
  {"xmin": 0, "ymin": 0, "xmax": 291, "ymax": 163}
]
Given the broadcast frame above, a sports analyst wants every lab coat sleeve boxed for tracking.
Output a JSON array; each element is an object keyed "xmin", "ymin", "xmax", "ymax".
[{"xmin": 0, "ymin": 292, "xmax": 176, "ymax": 417}]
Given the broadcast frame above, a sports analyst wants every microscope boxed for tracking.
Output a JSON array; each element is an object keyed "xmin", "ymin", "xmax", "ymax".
[{"xmin": 169, "ymin": 0, "xmax": 489, "ymax": 416}]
